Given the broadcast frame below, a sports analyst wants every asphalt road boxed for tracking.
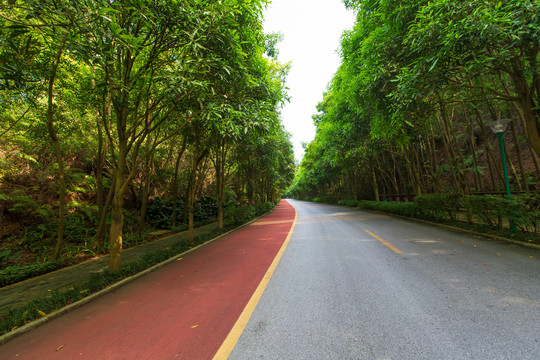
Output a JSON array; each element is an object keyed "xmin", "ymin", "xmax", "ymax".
[{"xmin": 229, "ymin": 199, "xmax": 540, "ymax": 360}]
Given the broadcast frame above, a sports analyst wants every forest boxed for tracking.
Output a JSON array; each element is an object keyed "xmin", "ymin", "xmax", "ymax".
[
  {"xmin": 289, "ymin": 0, "xmax": 540, "ymax": 238},
  {"xmin": 0, "ymin": 0, "xmax": 295, "ymax": 277}
]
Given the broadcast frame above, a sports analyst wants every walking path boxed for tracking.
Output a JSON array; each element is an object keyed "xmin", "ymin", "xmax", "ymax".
[
  {"xmin": 0, "ymin": 223, "xmax": 219, "ymax": 314},
  {"xmin": 0, "ymin": 200, "xmax": 296, "ymax": 359}
]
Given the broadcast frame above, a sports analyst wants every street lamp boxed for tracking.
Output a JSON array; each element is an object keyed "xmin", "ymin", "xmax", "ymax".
[{"xmin": 486, "ymin": 118, "xmax": 517, "ymax": 234}]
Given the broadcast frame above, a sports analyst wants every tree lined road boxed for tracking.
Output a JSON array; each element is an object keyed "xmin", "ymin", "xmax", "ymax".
[
  {"xmin": 2, "ymin": 200, "xmax": 539, "ymax": 359},
  {"xmin": 229, "ymin": 200, "xmax": 540, "ymax": 359}
]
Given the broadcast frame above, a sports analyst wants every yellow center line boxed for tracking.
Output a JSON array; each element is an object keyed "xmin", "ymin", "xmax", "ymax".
[
  {"xmin": 212, "ymin": 208, "xmax": 298, "ymax": 360},
  {"xmin": 364, "ymin": 230, "xmax": 403, "ymax": 254}
]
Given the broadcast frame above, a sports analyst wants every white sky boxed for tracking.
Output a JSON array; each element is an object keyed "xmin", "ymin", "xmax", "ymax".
[{"xmin": 263, "ymin": 0, "xmax": 356, "ymax": 163}]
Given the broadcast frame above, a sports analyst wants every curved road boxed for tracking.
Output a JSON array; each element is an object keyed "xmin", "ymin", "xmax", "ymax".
[{"xmin": 229, "ymin": 199, "xmax": 540, "ymax": 359}]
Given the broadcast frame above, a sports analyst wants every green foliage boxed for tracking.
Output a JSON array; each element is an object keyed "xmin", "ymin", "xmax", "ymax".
[
  {"xmin": 224, "ymin": 206, "xmax": 256, "ymax": 226},
  {"xmin": 0, "ymin": 260, "xmax": 66, "ymax": 287},
  {"xmin": 511, "ymin": 193, "xmax": 540, "ymax": 234},
  {"xmin": 64, "ymin": 212, "xmax": 96, "ymax": 244},
  {"xmin": 338, "ymin": 199, "xmax": 358, "ymax": 207},
  {"xmin": 146, "ymin": 197, "xmax": 218, "ymax": 229},
  {"xmin": 464, "ymin": 195, "xmax": 508, "ymax": 229},
  {"xmin": 416, "ymin": 193, "xmax": 540, "ymax": 233},
  {"xmin": 0, "ymin": 249, "xmax": 23, "ymax": 268},
  {"xmin": 1, "ymin": 0, "xmax": 293, "ymax": 271},
  {"xmin": 312, "ymin": 196, "xmax": 338, "ymax": 204},
  {"xmin": 22, "ymin": 223, "xmax": 57, "ymax": 253},
  {"xmin": 345, "ymin": 199, "xmax": 358, "ymax": 207},
  {"xmin": 416, "ymin": 194, "xmax": 464, "ymax": 220},
  {"xmin": 146, "ymin": 197, "xmax": 181, "ymax": 229},
  {"xmin": 462, "ymin": 194, "xmax": 540, "ymax": 234},
  {"xmin": 357, "ymin": 201, "xmax": 419, "ymax": 217},
  {"xmin": 288, "ymin": 0, "xmax": 540, "ymax": 202},
  {"xmin": 254, "ymin": 202, "xmax": 273, "ymax": 216}
]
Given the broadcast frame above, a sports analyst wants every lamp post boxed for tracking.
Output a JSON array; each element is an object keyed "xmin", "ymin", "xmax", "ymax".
[{"xmin": 486, "ymin": 118, "xmax": 517, "ymax": 234}]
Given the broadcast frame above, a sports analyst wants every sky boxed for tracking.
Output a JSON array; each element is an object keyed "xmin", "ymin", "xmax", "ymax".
[{"xmin": 262, "ymin": 0, "xmax": 357, "ymax": 162}]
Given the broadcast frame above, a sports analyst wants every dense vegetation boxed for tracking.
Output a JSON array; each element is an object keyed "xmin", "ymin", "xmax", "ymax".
[
  {"xmin": 0, "ymin": 0, "xmax": 295, "ymax": 273},
  {"xmin": 289, "ymin": 0, "xmax": 540, "ymax": 234}
]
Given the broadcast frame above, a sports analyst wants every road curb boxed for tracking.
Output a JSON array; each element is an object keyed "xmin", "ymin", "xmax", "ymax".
[{"xmin": 0, "ymin": 208, "xmax": 274, "ymax": 345}]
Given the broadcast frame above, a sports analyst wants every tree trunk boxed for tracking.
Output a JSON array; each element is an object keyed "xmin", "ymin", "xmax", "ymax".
[
  {"xmin": 427, "ymin": 126, "xmax": 442, "ymax": 193},
  {"xmin": 502, "ymin": 134, "xmax": 522, "ymax": 192},
  {"xmin": 170, "ymin": 138, "xmax": 187, "ymax": 228},
  {"xmin": 187, "ymin": 141, "xmax": 208, "ymax": 241},
  {"xmin": 529, "ymin": 144, "xmax": 540, "ymax": 181},
  {"xmin": 474, "ymin": 109, "xmax": 501, "ymax": 191},
  {"xmin": 215, "ymin": 138, "xmax": 225, "ymax": 229},
  {"xmin": 138, "ymin": 140, "xmax": 154, "ymax": 234},
  {"xmin": 44, "ymin": 42, "xmax": 66, "ymax": 260},
  {"xmin": 371, "ymin": 166, "xmax": 380, "ymax": 202},
  {"xmin": 510, "ymin": 68, "xmax": 540, "ymax": 156},
  {"xmin": 94, "ymin": 177, "xmax": 115, "ymax": 250},
  {"xmin": 446, "ymin": 106, "xmax": 469, "ymax": 194},
  {"xmin": 465, "ymin": 110, "xmax": 483, "ymax": 192},
  {"xmin": 188, "ymin": 176, "xmax": 196, "ymax": 242},
  {"xmin": 404, "ymin": 146, "xmax": 422, "ymax": 197},
  {"xmin": 510, "ymin": 119, "xmax": 528, "ymax": 192},
  {"xmin": 108, "ymin": 59, "xmax": 131, "ymax": 271},
  {"xmin": 109, "ymin": 153, "xmax": 126, "ymax": 271},
  {"xmin": 437, "ymin": 110, "xmax": 460, "ymax": 193}
]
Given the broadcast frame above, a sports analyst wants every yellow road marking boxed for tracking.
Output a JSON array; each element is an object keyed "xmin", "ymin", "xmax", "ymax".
[
  {"xmin": 364, "ymin": 230, "xmax": 403, "ymax": 254},
  {"xmin": 212, "ymin": 208, "xmax": 298, "ymax": 360}
]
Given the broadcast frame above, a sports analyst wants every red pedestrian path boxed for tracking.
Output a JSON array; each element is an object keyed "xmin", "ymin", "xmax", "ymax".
[{"xmin": 0, "ymin": 200, "xmax": 296, "ymax": 359}]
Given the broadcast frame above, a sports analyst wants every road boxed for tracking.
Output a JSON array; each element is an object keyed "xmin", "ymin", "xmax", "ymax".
[{"xmin": 228, "ymin": 199, "xmax": 540, "ymax": 360}]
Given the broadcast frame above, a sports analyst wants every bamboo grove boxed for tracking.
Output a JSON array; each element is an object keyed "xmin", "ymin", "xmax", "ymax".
[
  {"xmin": 289, "ymin": 0, "xmax": 540, "ymax": 204},
  {"xmin": 0, "ymin": 0, "xmax": 295, "ymax": 270}
]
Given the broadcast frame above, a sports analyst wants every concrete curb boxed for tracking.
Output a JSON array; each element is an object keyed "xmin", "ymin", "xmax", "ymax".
[{"xmin": 0, "ymin": 207, "xmax": 274, "ymax": 345}]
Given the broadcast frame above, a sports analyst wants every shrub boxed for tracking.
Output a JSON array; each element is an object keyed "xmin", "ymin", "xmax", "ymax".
[
  {"xmin": 415, "ymin": 194, "xmax": 463, "ymax": 220},
  {"xmin": 146, "ymin": 196, "xmax": 217, "ymax": 229},
  {"xmin": 463, "ymin": 195, "xmax": 508, "ymax": 228},
  {"xmin": 512, "ymin": 193, "xmax": 540, "ymax": 234},
  {"xmin": 224, "ymin": 206, "xmax": 256, "ymax": 226},
  {"xmin": 463, "ymin": 193, "xmax": 539, "ymax": 233},
  {"xmin": 194, "ymin": 196, "xmax": 218, "ymax": 221},
  {"xmin": 345, "ymin": 199, "xmax": 358, "ymax": 207},
  {"xmin": 254, "ymin": 202, "xmax": 273, "ymax": 216},
  {"xmin": 319, "ymin": 196, "xmax": 338, "ymax": 204},
  {"xmin": 0, "ymin": 260, "xmax": 66, "ymax": 287},
  {"xmin": 357, "ymin": 201, "xmax": 418, "ymax": 217},
  {"xmin": 145, "ymin": 197, "xmax": 176, "ymax": 228},
  {"xmin": 64, "ymin": 212, "xmax": 95, "ymax": 243}
]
